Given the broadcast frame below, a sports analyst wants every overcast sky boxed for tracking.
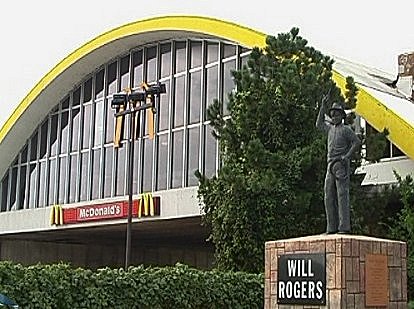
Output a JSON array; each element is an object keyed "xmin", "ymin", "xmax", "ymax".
[{"xmin": 1, "ymin": 0, "xmax": 413, "ymax": 128}]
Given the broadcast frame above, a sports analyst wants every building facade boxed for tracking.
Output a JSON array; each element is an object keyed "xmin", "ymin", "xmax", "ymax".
[{"xmin": 0, "ymin": 16, "xmax": 413, "ymax": 269}]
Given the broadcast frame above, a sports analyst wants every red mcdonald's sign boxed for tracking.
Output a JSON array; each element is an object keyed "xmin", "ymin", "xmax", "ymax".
[{"xmin": 49, "ymin": 193, "xmax": 160, "ymax": 225}]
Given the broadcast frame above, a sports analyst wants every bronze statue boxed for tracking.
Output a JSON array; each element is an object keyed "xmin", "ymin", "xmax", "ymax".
[{"xmin": 316, "ymin": 95, "xmax": 360, "ymax": 234}]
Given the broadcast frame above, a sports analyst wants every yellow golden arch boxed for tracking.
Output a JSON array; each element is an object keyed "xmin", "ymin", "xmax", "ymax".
[{"xmin": 1, "ymin": 15, "xmax": 412, "ymax": 159}]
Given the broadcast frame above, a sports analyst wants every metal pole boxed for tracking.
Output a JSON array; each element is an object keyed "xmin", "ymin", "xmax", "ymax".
[{"xmin": 125, "ymin": 104, "xmax": 136, "ymax": 270}]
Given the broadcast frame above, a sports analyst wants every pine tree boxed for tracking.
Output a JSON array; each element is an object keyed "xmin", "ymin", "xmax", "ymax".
[{"xmin": 197, "ymin": 28, "xmax": 358, "ymax": 272}]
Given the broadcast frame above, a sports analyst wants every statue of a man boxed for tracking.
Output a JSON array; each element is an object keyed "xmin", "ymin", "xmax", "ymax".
[{"xmin": 316, "ymin": 96, "xmax": 360, "ymax": 234}]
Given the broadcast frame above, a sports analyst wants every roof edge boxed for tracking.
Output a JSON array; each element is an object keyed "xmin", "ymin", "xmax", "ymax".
[
  {"xmin": 1, "ymin": 15, "xmax": 413, "ymax": 160},
  {"xmin": 333, "ymin": 71, "xmax": 414, "ymax": 159},
  {"xmin": 0, "ymin": 15, "xmax": 267, "ymax": 144}
]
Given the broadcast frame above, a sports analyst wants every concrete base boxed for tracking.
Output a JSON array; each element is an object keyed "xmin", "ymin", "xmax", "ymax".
[{"xmin": 265, "ymin": 234, "xmax": 407, "ymax": 308}]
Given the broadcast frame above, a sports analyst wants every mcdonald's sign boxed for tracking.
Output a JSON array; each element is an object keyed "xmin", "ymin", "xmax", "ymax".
[
  {"xmin": 49, "ymin": 193, "xmax": 160, "ymax": 225},
  {"xmin": 137, "ymin": 192, "xmax": 160, "ymax": 218},
  {"xmin": 49, "ymin": 205, "xmax": 64, "ymax": 225}
]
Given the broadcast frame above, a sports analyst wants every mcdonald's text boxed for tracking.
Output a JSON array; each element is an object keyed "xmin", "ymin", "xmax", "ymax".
[{"xmin": 78, "ymin": 204, "xmax": 122, "ymax": 221}]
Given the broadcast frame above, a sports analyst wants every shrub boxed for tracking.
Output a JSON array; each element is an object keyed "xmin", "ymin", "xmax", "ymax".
[{"xmin": 0, "ymin": 262, "xmax": 263, "ymax": 309}]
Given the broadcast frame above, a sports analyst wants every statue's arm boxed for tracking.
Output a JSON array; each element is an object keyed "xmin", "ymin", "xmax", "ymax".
[{"xmin": 316, "ymin": 95, "xmax": 329, "ymax": 132}]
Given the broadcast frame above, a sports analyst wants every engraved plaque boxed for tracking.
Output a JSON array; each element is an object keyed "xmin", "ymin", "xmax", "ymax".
[{"xmin": 365, "ymin": 254, "xmax": 388, "ymax": 306}]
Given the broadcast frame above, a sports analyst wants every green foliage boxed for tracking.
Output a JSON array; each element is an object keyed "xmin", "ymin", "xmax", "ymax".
[
  {"xmin": 0, "ymin": 262, "xmax": 263, "ymax": 309},
  {"xmin": 351, "ymin": 182, "xmax": 402, "ymax": 236},
  {"xmin": 344, "ymin": 76, "xmax": 358, "ymax": 125},
  {"xmin": 197, "ymin": 28, "xmax": 359, "ymax": 272},
  {"xmin": 365, "ymin": 128, "xmax": 389, "ymax": 162},
  {"xmin": 389, "ymin": 174, "xmax": 414, "ymax": 299}
]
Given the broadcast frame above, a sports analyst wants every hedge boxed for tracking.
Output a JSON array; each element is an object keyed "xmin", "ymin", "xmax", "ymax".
[{"xmin": 0, "ymin": 262, "xmax": 263, "ymax": 308}]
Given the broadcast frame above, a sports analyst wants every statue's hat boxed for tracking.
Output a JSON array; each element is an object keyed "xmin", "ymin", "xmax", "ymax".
[{"xmin": 328, "ymin": 102, "xmax": 346, "ymax": 119}]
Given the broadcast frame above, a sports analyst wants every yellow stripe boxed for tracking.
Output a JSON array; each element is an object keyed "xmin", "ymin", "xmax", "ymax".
[
  {"xmin": 49, "ymin": 206, "xmax": 55, "ymax": 225},
  {"xmin": 0, "ymin": 16, "xmax": 265, "ymax": 145},
  {"xmin": 138, "ymin": 196, "xmax": 143, "ymax": 218},
  {"xmin": 114, "ymin": 106, "xmax": 124, "ymax": 147},
  {"xmin": 332, "ymin": 71, "xmax": 414, "ymax": 159},
  {"xmin": 147, "ymin": 102, "xmax": 155, "ymax": 140},
  {"xmin": 149, "ymin": 194, "xmax": 154, "ymax": 216},
  {"xmin": 1, "ymin": 15, "xmax": 412, "ymax": 159},
  {"xmin": 144, "ymin": 193, "xmax": 149, "ymax": 216},
  {"xmin": 54, "ymin": 205, "xmax": 59, "ymax": 225},
  {"xmin": 59, "ymin": 205, "xmax": 63, "ymax": 225}
]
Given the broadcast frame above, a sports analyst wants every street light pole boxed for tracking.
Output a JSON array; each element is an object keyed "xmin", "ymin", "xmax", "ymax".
[
  {"xmin": 111, "ymin": 82, "xmax": 166, "ymax": 270},
  {"xmin": 125, "ymin": 102, "xmax": 136, "ymax": 269}
]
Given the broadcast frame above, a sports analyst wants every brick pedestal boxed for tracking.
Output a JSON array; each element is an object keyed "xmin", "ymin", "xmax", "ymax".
[{"xmin": 265, "ymin": 234, "xmax": 407, "ymax": 308}]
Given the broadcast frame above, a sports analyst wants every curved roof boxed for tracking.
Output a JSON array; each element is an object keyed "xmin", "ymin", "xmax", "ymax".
[{"xmin": 0, "ymin": 15, "xmax": 413, "ymax": 177}]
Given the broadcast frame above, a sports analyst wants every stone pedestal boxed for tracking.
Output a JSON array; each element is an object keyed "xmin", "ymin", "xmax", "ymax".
[{"xmin": 265, "ymin": 234, "xmax": 407, "ymax": 308}]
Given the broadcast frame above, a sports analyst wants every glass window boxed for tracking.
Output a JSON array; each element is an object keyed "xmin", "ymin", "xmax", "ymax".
[
  {"xmin": 157, "ymin": 134, "xmax": 168, "ymax": 190},
  {"xmin": 71, "ymin": 107, "xmax": 81, "ymax": 151},
  {"xmin": 175, "ymin": 42, "xmax": 186, "ymax": 73},
  {"xmin": 223, "ymin": 43, "xmax": 236, "ymax": 58},
  {"xmin": 146, "ymin": 46, "xmax": 157, "ymax": 82},
  {"xmin": 2, "ymin": 39, "xmax": 249, "ymax": 211},
  {"xmin": 58, "ymin": 157, "xmax": 67, "ymax": 204},
  {"xmin": 84, "ymin": 78, "xmax": 92, "ymax": 103},
  {"xmin": 30, "ymin": 132, "xmax": 38, "ymax": 162},
  {"xmin": 95, "ymin": 69, "xmax": 105, "ymax": 99},
  {"xmin": 105, "ymin": 104, "xmax": 115, "ymax": 144},
  {"xmin": 241, "ymin": 54, "xmax": 249, "ymax": 68},
  {"xmin": 73, "ymin": 87, "xmax": 81, "ymax": 107},
  {"xmin": 80, "ymin": 153, "xmax": 89, "ymax": 201},
  {"xmin": 1, "ymin": 175, "xmax": 8, "ymax": 212},
  {"xmin": 204, "ymin": 125, "xmax": 216, "ymax": 178},
  {"xmin": 104, "ymin": 147, "xmax": 113, "ymax": 198},
  {"xmin": 133, "ymin": 140, "xmax": 140, "ymax": 195},
  {"xmin": 18, "ymin": 166, "xmax": 27, "ymax": 210},
  {"xmin": 392, "ymin": 144, "xmax": 404, "ymax": 157},
  {"xmin": 158, "ymin": 81, "xmax": 170, "ymax": 132},
  {"xmin": 205, "ymin": 66, "xmax": 218, "ymax": 120},
  {"xmin": 38, "ymin": 161, "xmax": 46, "ymax": 207},
  {"xmin": 94, "ymin": 101, "xmax": 103, "ymax": 146},
  {"xmin": 28, "ymin": 164, "xmax": 37, "ymax": 208},
  {"xmin": 223, "ymin": 60, "xmax": 236, "ymax": 115},
  {"xmin": 62, "ymin": 96, "xmax": 70, "ymax": 110},
  {"xmin": 133, "ymin": 50, "xmax": 143, "ymax": 86},
  {"xmin": 92, "ymin": 149, "xmax": 101, "ymax": 200},
  {"xmin": 142, "ymin": 138, "xmax": 153, "ymax": 192},
  {"xmin": 51, "ymin": 105, "xmax": 59, "ymax": 113},
  {"xmin": 190, "ymin": 41, "xmax": 202, "ymax": 68},
  {"xmin": 21, "ymin": 145, "xmax": 28, "ymax": 164},
  {"xmin": 172, "ymin": 130, "xmax": 183, "ymax": 188},
  {"xmin": 173, "ymin": 76, "xmax": 185, "ymax": 127},
  {"xmin": 116, "ymin": 146, "xmax": 126, "ymax": 196},
  {"xmin": 60, "ymin": 111, "xmax": 69, "ymax": 154},
  {"xmin": 189, "ymin": 71, "xmax": 202, "ymax": 124},
  {"xmin": 49, "ymin": 114, "xmax": 59, "ymax": 156},
  {"xmin": 240, "ymin": 46, "xmax": 250, "ymax": 54},
  {"xmin": 39, "ymin": 121, "xmax": 48, "ymax": 159},
  {"xmin": 120, "ymin": 55, "xmax": 130, "ymax": 89},
  {"xmin": 160, "ymin": 43, "xmax": 171, "ymax": 78},
  {"xmin": 207, "ymin": 42, "xmax": 218, "ymax": 64},
  {"xmin": 107, "ymin": 61, "xmax": 118, "ymax": 95},
  {"xmin": 69, "ymin": 154, "xmax": 78, "ymax": 203},
  {"xmin": 48, "ymin": 159, "xmax": 56, "ymax": 205},
  {"xmin": 187, "ymin": 127, "xmax": 200, "ymax": 186},
  {"xmin": 82, "ymin": 104, "xmax": 92, "ymax": 149},
  {"xmin": 143, "ymin": 108, "xmax": 154, "ymax": 137}
]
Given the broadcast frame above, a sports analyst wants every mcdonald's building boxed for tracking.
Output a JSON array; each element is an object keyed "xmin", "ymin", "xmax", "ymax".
[{"xmin": 0, "ymin": 16, "xmax": 413, "ymax": 269}]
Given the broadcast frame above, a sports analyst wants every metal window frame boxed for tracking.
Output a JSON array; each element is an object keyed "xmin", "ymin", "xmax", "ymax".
[{"xmin": 0, "ymin": 38, "xmax": 245, "ymax": 211}]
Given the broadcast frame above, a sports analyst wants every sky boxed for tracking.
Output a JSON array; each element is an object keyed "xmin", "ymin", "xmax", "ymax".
[{"xmin": 1, "ymin": 0, "xmax": 414, "ymax": 128}]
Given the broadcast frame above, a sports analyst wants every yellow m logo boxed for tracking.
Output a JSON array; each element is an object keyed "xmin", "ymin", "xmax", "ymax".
[{"xmin": 49, "ymin": 205, "xmax": 64, "ymax": 225}]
